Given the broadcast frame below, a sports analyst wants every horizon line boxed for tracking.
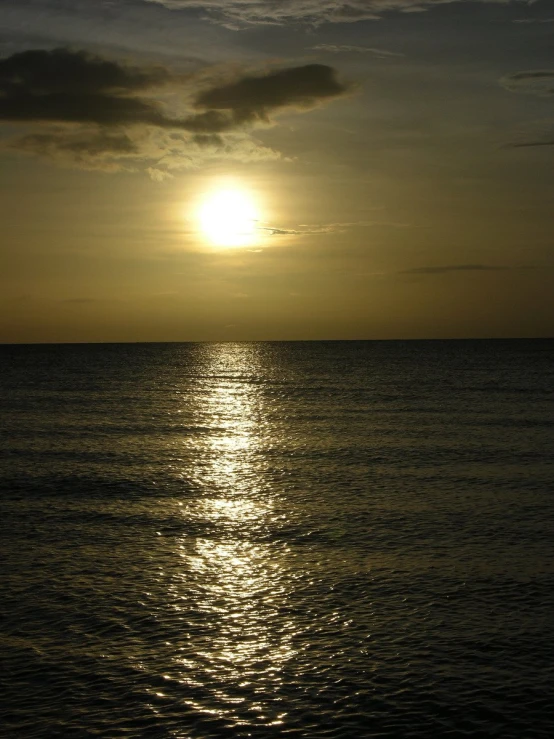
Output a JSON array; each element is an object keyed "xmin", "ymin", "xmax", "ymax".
[{"xmin": 1, "ymin": 336, "xmax": 553, "ymax": 347}]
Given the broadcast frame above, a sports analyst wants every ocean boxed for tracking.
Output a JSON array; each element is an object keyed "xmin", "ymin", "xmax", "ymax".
[{"xmin": 1, "ymin": 340, "xmax": 553, "ymax": 738}]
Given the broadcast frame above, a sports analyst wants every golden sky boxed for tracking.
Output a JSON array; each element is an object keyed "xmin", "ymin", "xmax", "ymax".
[{"xmin": 1, "ymin": 0, "xmax": 553, "ymax": 341}]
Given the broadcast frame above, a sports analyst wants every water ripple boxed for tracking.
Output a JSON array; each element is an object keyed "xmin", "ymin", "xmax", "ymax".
[{"xmin": 1, "ymin": 340, "xmax": 553, "ymax": 738}]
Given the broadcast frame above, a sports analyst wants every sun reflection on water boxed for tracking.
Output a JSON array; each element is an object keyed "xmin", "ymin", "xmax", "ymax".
[{"xmin": 168, "ymin": 344, "xmax": 298, "ymax": 728}]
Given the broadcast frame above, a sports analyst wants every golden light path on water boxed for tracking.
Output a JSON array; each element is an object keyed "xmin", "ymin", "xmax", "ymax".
[{"xmin": 167, "ymin": 344, "xmax": 299, "ymax": 730}]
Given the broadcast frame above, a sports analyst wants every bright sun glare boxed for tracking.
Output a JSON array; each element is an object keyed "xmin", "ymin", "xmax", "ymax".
[{"xmin": 199, "ymin": 189, "xmax": 258, "ymax": 247}]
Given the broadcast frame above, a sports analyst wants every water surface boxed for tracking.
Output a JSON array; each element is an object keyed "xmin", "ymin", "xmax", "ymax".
[{"xmin": 1, "ymin": 340, "xmax": 553, "ymax": 737}]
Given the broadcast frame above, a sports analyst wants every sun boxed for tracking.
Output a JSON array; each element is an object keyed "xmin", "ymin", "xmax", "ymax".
[{"xmin": 199, "ymin": 188, "xmax": 259, "ymax": 247}]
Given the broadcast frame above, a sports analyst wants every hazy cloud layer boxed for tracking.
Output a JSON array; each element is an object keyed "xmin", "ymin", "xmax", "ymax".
[
  {"xmin": 500, "ymin": 70, "xmax": 554, "ymax": 97},
  {"xmin": 0, "ymin": 48, "xmax": 349, "ymax": 173},
  {"xmin": 12, "ymin": 128, "xmax": 140, "ymax": 171},
  {"xmin": 145, "ymin": 0, "xmax": 522, "ymax": 27},
  {"xmin": 9, "ymin": 125, "xmax": 283, "ymax": 173}
]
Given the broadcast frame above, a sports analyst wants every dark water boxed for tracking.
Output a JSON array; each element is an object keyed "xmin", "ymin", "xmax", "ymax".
[{"xmin": 1, "ymin": 340, "xmax": 553, "ymax": 738}]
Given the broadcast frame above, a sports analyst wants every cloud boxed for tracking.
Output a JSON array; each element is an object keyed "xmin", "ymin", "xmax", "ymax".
[
  {"xmin": 145, "ymin": 0, "xmax": 524, "ymax": 27},
  {"xmin": 502, "ymin": 118, "xmax": 554, "ymax": 149},
  {"xmin": 0, "ymin": 47, "xmax": 168, "ymax": 96},
  {"xmin": 8, "ymin": 124, "xmax": 283, "ymax": 172},
  {"xmin": 0, "ymin": 49, "xmax": 348, "ymax": 130},
  {"xmin": 0, "ymin": 48, "xmax": 349, "ymax": 173},
  {"xmin": 258, "ymin": 221, "xmax": 367, "ymax": 235},
  {"xmin": 401, "ymin": 264, "xmax": 507, "ymax": 274},
  {"xmin": 500, "ymin": 70, "xmax": 554, "ymax": 97},
  {"xmin": 12, "ymin": 128, "xmax": 140, "ymax": 171},
  {"xmin": 146, "ymin": 166, "xmax": 174, "ymax": 181},
  {"xmin": 310, "ymin": 44, "xmax": 404, "ymax": 58},
  {"xmin": 513, "ymin": 17, "xmax": 554, "ymax": 24},
  {"xmin": 509, "ymin": 138, "xmax": 554, "ymax": 148},
  {"xmin": 0, "ymin": 47, "xmax": 176, "ymax": 127},
  {"xmin": 8, "ymin": 125, "xmax": 146, "ymax": 172},
  {"xmin": 259, "ymin": 219, "xmax": 415, "ymax": 235},
  {"xmin": 192, "ymin": 64, "xmax": 350, "ymax": 126}
]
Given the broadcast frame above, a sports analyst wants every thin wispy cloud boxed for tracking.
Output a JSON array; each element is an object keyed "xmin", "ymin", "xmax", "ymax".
[
  {"xmin": 507, "ymin": 138, "xmax": 554, "ymax": 148},
  {"xmin": 500, "ymin": 70, "xmax": 554, "ymax": 97},
  {"xmin": 310, "ymin": 44, "xmax": 404, "ymax": 58},
  {"xmin": 500, "ymin": 75, "xmax": 554, "ymax": 148},
  {"xmin": 513, "ymin": 17, "xmax": 554, "ymax": 24},
  {"xmin": 258, "ymin": 223, "xmax": 347, "ymax": 236},
  {"xmin": 503, "ymin": 116, "xmax": 554, "ymax": 149},
  {"xmin": 145, "ymin": 0, "xmax": 527, "ymax": 28},
  {"xmin": 257, "ymin": 219, "xmax": 405, "ymax": 236}
]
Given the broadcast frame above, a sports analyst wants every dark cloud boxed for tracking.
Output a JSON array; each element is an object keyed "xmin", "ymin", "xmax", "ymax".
[
  {"xmin": 182, "ymin": 64, "xmax": 350, "ymax": 133},
  {"xmin": 0, "ymin": 91, "xmax": 172, "ymax": 126},
  {"xmin": 0, "ymin": 48, "xmax": 348, "ymax": 131},
  {"xmin": 0, "ymin": 47, "xmax": 168, "ymax": 96},
  {"xmin": 500, "ymin": 70, "xmax": 554, "ymax": 97},
  {"xmin": 193, "ymin": 64, "xmax": 350, "ymax": 125},
  {"xmin": 0, "ymin": 48, "xmax": 349, "ymax": 173},
  {"xmin": 0, "ymin": 48, "xmax": 176, "ymax": 127},
  {"xmin": 401, "ymin": 264, "xmax": 507, "ymax": 275}
]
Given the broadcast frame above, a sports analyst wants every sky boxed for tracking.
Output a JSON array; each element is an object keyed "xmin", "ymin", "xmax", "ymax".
[{"xmin": 1, "ymin": 0, "xmax": 553, "ymax": 342}]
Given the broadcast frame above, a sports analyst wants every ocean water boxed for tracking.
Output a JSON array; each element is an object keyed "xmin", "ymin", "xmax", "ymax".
[{"xmin": 1, "ymin": 340, "xmax": 553, "ymax": 739}]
